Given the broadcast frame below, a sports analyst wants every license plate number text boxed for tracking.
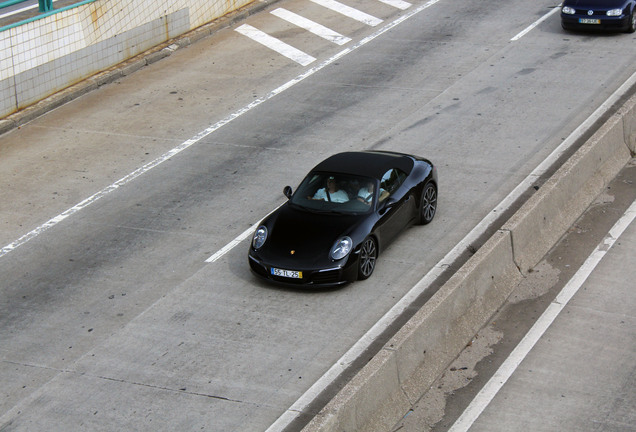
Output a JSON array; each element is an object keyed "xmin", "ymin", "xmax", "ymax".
[{"xmin": 271, "ymin": 268, "xmax": 303, "ymax": 279}]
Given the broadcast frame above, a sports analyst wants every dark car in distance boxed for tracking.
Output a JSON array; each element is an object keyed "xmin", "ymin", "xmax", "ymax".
[
  {"xmin": 248, "ymin": 151, "xmax": 437, "ymax": 287},
  {"xmin": 561, "ymin": 0, "xmax": 636, "ymax": 32}
]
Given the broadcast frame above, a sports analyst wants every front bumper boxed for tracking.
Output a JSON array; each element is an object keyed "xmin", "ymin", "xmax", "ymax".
[
  {"xmin": 248, "ymin": 252, "xmax": 359, "ymax": 288},
  {"xmin": 561, "ymin": 13, "xmax": 632, "ymax": 31}
]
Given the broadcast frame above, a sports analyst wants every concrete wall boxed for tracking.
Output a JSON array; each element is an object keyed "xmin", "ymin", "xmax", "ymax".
[
  {"xmin": 0, "ymin": 0, "xmax": 255, "ymax": 118},
  {"xmin": 302, "ymin": 92, "xmax": 636, "ymax": 432}
]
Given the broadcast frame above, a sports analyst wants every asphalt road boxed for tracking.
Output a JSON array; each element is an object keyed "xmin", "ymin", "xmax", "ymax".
[{"xmin": 0, "ymin": 0, "xmax": 635, "ymax": 430}]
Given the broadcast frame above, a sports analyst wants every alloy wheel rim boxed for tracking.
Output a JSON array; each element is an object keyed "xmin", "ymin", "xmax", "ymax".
[
  {"xmin": 360, "ymin": 239, "xmax": 376, "ymax": 277},
  {"xmin": 422, "ymin": 186, "xmax": 437, "ymax": 222}
]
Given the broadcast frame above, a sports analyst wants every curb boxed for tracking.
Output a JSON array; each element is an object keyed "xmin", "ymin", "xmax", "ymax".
[{"xmin": 301, "ymin": 92, "xmax": 636, "ymax": 432}]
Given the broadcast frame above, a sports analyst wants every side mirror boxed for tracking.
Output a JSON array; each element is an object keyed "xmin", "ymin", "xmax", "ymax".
[
  {"xmin": 384, "ymin": 197, "xmax": 398, "ymax": 208},
  {"xmin": 378, "ymin": 197, "xmax": 397, "ymax": 215},
  {"xmin": 283, "ymin": 186, "xmax": 293, "ymax": 199}
]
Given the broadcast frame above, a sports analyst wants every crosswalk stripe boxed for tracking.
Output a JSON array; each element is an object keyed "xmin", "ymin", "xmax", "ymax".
[
  {"xmin": 235, "ymin": 24, "xmax": 317, "ymax": 66},
  {"xmin": 310, "ymin": 0, "xmax": 383, "ymax": 26},
  {"xmin": 271, "ymin": 8, "xmax": 352, "ymax": 45},
  {"xmin": 377, "ymin": 0, "xmax": 412, "ymax": 10}
]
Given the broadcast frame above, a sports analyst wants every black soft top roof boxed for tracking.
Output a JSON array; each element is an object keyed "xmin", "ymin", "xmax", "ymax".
[{"xmin": 310, "ymin": 151, "xmax": 415, "ymax": 180}]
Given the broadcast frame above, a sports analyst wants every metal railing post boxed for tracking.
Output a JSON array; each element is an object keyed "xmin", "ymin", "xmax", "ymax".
[{"xmin": 39, "ymin": 0, "xmax": 53, "ymax": 12}]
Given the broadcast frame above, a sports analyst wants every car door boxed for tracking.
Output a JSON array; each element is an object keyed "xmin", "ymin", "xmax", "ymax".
[{"xmin": 374, "ymin": 169, "xmax": 415, "ymax": 246}]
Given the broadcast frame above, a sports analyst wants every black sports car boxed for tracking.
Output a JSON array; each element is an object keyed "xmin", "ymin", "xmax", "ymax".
[
  {"xmin": 561, "ymin": 0, "xmax": 636, "ymax": 32},
  {"xmin": 248, "ymin": 151, "xmax": 437, "ymax": 287}
]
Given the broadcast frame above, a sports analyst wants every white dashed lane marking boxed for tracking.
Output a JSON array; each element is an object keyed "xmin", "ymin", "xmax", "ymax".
[
  {"xmin": 310, "ymin": 0, "xmax": 383, "ymax": 26},
  {"xmin": 271, "ymin": 8, "xmax": 352, "ymax": 45},
  {"xmin": 377, "ymin": 0, "xmax": 412, "ymax": 10},
  {"xmin": 235, "ymin": 24, "xmax": 317, "ymax": 66},
  {"xmin": 235, "ymin": 0, "xmax": 418, "ymax": 64}
]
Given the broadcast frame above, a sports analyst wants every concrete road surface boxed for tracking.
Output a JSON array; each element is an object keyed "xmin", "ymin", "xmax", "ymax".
[{"xmin": 1, "ymin": 0, "xmax": 635, "ymax": 430}]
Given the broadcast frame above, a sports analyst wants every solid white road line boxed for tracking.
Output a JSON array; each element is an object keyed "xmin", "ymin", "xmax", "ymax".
[
  {"xmin": 0, "ymin": 4, "xmax": 35, "ymax": 19},
  {"xmin": 235, "ymin": 24, "xmax": 317, "ymax": 66},
  {"xmin": 0, "ymin": 1, "xmax": 38, "ymax": 19},
  {"xmin": 271, "ymin": 8, "xmax": 352, "ymax": 45},
  {"xmin": 205, "ymin": 204, "xmax": 283, "ymax": 263},
  {"xmin": 448, "ymin": 198, "xmax": 636, "ymax": 432},
  {"xmin": 0, "ymin": 0, "xmax": 66, "ymax": 20},
  {"xmin": 310, "ymin": 0, "xmax": 383, "ymax": 26},
  {"xmin": 510, "ymin": 6, "xmax": 560, "ymax": 41}
]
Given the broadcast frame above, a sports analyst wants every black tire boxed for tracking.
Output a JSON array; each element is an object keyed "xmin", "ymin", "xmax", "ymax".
[
  {"xmin": 357, "ymin": 237, "xmax": 377, "ymax": 280},
  {"xmin": 627, "ymin": 11, "xmax": 635, "ymax": 33},
  {"xmin": 418, "ymin": 182, "xmax": 437, "ymax": 225}
]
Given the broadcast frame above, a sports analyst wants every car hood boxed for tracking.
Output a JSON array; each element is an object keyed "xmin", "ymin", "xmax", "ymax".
[
  {"xmin": 261, "ymin": 204, "xmax": 362, "ymax": 267},
  {"xmin": 562, "ymin": 0, "xmax": 628, "ymax": 8}
]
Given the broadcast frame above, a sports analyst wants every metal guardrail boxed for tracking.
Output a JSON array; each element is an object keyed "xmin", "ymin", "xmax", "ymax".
[
  {"xmin": 1, "ymin": 0, "xmax": 53, "ymax": 12},
  {"xmin": 0, "ymin": 0, "xmax": 95, "ymax": 32}
]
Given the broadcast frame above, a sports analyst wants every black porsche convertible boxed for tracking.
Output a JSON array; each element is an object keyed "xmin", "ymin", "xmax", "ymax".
[{"xmin": 248, "ymin": 151, "xmax": 437, "ymax": 287}]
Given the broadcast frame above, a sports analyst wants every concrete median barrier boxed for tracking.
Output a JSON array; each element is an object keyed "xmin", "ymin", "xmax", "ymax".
[
  {"xmin": 504, "ymin": 104, "xmax": 634, "ymax": 274},
  {"xmin": 304, "ymin": 230, "xmax": 522, "ymax": 432},
  {"xmin": 302, "ymin": 93, "xmax": 636, "ymax": 432},
  {"xmin": 620, "ymin": 93, "xmax": 636, "ymax": 155}
]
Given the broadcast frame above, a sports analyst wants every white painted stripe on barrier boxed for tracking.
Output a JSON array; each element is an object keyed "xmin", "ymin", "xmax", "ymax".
[
  {"xmin": 448, "ymin": 198, "xmax": 636, "ymax": 432},
  {"xmin": 271, "ymin": 8, "xmax": 352, "ymax": 45},
  {"xmin": 377, "ymin": 0, "xmax": 412, "ymax": 11},
  {"xmin": 310, "ymin": 0, "xmax": 383, "ymax": 26},
  {"xmin": 235, "ymin": 24, "xmax": 317, "ymax": 66}
]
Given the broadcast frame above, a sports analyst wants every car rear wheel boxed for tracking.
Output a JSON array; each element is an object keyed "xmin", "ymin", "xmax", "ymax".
[
  {"xmin": 357, "ymin": 237, "xmax": 377, "ymax": 280},
  {"xmin": 418, "ymin": 182, "xmax": 437, "ymax": 225}
]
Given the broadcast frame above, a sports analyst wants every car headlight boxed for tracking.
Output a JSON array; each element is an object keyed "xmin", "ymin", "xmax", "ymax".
[
  {"xmin": 606, "ymin": 8, "xmax": 622, "ymax": 16},
  {"xmin": 252, "ymin": 226, "xmax": 268, "ymax": 250},
  {"xmin": 562, "ymin": 6, "xmax": 575, "ymax": 14},
  {"xmin": 330, "ymin": 237, "xmax": 353, "ymax": 260}
]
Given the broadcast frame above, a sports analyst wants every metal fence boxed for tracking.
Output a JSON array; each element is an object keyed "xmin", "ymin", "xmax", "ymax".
[
  {"xmin": 0, "ymin": 0, "xmax": 92, "ymax": 32},
  {"xmin": 0, "ymin": 0, "xmax": 54, "ymax": 12}
]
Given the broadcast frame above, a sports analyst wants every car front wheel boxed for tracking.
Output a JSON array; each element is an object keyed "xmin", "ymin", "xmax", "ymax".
[
  {"xmin": 357, "ymin": 237, "xmax": 377, "ymax": 280},
  {"xmin": 628, "ymin": 11, "xmax": 636, "ymax": 33},
  {"xmin": 418, "ymin": 182, "xmax": 437, "ymax": 225}
]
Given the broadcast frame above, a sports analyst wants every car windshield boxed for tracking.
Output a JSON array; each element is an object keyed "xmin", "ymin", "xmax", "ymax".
[{"xmin": 290, "ymin": 172, "xmax": 378, "ymax": 214}]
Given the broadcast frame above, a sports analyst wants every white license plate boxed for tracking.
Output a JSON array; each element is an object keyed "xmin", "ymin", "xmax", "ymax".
[
  {"xmin": 579, "ymin": 18, "xmax": 600, "ymax": 24},
  {"xmin": 271, "ymin": 268, "xmax": 303, "ymax": 279}
]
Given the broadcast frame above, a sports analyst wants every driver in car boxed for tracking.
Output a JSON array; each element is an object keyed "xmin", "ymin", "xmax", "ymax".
[
  {"xmin": 357, "ymin": 181, "xmax": 375, "ymax": 204},
  {"xmin": 312, "ymin": 176, "xmax": 349, "ymax": 202}
]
